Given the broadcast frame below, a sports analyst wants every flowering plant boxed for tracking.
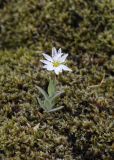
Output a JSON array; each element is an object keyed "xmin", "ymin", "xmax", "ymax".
[{"xmin": 37, "ymin": 47, "xmax": 72, "ymax": 112}]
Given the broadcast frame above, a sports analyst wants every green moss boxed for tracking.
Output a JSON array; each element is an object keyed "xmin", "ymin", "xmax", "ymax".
[{"xmin": 0, "ymin": 0, "xmax": 114, "ymax": 159}]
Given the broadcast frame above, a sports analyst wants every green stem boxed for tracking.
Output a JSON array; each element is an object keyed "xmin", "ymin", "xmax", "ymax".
[{"xmin": 50, "ymin": 72, "xmax": 57, "ymax": 84}]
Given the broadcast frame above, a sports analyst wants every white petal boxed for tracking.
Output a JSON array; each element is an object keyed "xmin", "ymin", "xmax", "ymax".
[
  {"xmin": 43, "ymin": 53, "xmax": 53, "ymax": 62},
  {"xmin": 54, "ymin": 66, "xmax": 62, "ymax": 75},
  {"xmin": 53, "ymin": 52, "xmax": 63, "ymax": 61},
  {"xmin": 58, "ymin": 54, "xmax": 68, "ymax": 63},
  {"xmin": 52, "ymin": 48, "xmax": 64, "ymax": 61},
  {"xmin": 58, "ymin": 48, "xmax": 62, "ymax": 54},
  {"xmin": 43, "ymin": 64, "xmax": 54, "ymax": 71},
  {"xmin": 40, "ymin": 60, "xmax": 52, "ymax": 65},
  {"xmin": 52, "ymin": 47, "xmax": 57, "ymax": 57},
  {"xmin": 61, "ymin": 65, "xmax": 72, "ymax": 72}
]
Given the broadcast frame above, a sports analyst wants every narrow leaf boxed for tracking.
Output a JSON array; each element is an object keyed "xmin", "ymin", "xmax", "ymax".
[
  {"xmin": 48, "ymin": 79, "xmax": 56, "ymax": 97},
  {"xmin": 36, "ymin": 86, "xmax": 48, "ymax": 100},
  {"xmin": 45, "ymin": 106, "xmax": 64, "ymax": 112},
  {"xmin": 44, "ymin": 99, "xmax": 54, "ymax": 111},
  {"xmin": 36, "ymin": 97, "xmax": 45, "ymax": 110},
  {"xmin": 51, "ymin": 91, "xmax": 64, "ymax": 101}
]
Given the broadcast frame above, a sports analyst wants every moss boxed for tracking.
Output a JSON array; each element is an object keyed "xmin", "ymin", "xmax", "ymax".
[{"xmin": 0, "ymin": 0, "xmax": 114, "ymax": 159}]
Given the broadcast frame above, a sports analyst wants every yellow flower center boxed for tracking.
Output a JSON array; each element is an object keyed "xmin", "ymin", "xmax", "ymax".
[{"xmin": 53, "ymin": 61, "xmax": 61, "ymax": 67}]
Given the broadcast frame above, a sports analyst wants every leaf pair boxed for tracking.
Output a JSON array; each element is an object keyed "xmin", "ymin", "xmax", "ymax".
[{"xmin": 36, "ymin": 79, "xmax": 64, "ymax": 112}]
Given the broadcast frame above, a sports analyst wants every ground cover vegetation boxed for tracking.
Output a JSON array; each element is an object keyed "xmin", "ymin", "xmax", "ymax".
[{"xmin": 0, "ymin": 0, "xmax": 114, "ymax": 159}]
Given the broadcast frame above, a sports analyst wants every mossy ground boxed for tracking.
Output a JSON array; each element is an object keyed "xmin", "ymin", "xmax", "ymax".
[{"xmin": 0, "ymin": 0, "xmax": 114, "ymax": 159}]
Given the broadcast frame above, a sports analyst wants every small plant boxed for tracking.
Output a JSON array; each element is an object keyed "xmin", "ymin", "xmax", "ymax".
[{"xmin": 37, "ymin": 47, "xmax": 72, "ymax": 112}]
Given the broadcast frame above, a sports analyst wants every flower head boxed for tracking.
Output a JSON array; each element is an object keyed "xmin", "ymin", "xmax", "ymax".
[{"xmin": 40, "ymin": 47, "xmax": 72, "ymax": 75}]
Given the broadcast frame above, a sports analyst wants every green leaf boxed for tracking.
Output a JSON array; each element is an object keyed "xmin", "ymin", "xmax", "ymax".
[
  {"xmin": 36, "ymin": 84, "xmax": 64, "ymax": 113},
  {"xmin": 51, "ymin": 91, "xmax": 64, "ymax": 101},
  {"xmin": 44, "ymin": 99, "xmax": 55, "ymax": 111},
  {"xmin": 36, "ymin": 86, "xmax": 48, "ymax": 100},
  {"xmin": 36, "ymin": 97, "xmax": 44, "ymax": 109},
  {"xmin": 48, "ymin": 79, "xmax": 56, "ymax": 97},
  {"xmin": 46, "ymin": 106, "xmax": 64, "ymax": 112}
]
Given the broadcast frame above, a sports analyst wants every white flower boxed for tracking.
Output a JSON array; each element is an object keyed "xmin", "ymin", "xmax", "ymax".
[{"xmin": 40, "ymin": 47, "xmax": 72, "ymax": 75}]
